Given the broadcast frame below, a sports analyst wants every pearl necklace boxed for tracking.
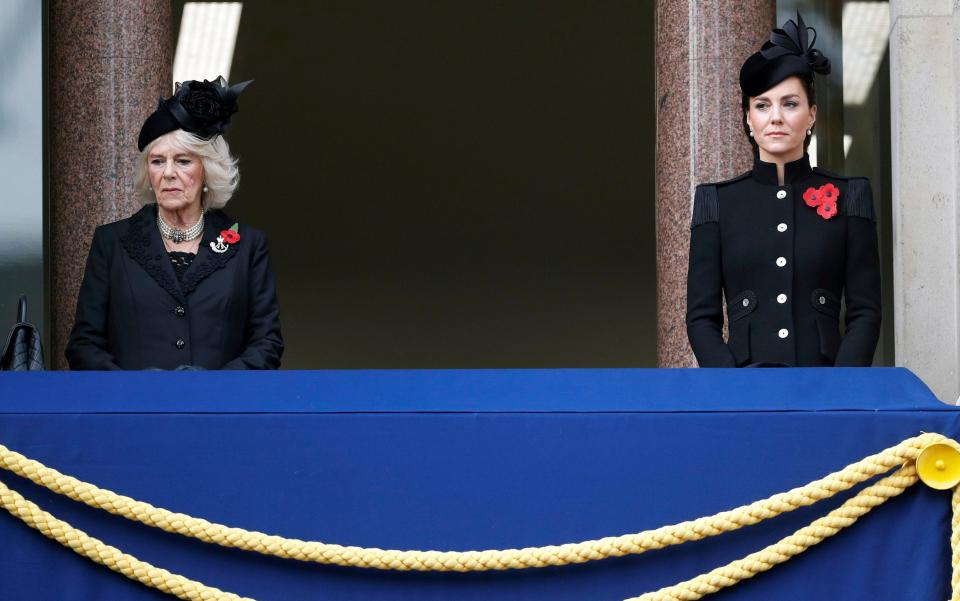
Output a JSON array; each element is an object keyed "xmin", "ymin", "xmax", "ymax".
[{"xmin": 158, "ymin": 212, "xmax": 204, "ymax": 243}]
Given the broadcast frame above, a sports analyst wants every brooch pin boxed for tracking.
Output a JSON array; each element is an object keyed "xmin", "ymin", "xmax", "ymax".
[
  {"xmin": 802, "ymin": 183, "xmax": 839, "ymax": 220},
  {"xmin": 211, "ymin": 223, "xmax": 240, "ymax": 253}
]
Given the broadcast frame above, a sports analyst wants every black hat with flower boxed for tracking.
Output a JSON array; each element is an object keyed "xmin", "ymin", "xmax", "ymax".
[
  {"xmin": 137, "ymin": 76, "xmax": 253, "ymax": 151},
  {"xmin": 739, "ymin": 13, "xmax": 831, "ymax": 97}
]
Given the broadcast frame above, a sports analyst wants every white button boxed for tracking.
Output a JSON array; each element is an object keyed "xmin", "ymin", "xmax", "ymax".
[
  {"xmin": 777, "ymin": 223, "xmax": 788, "ymax": 232},
  {"xmin": 742, "ymin": 298, "xmax": 750, "ymax": 307},
  {"xmin": 819, "ymin": 296, "xmax": 826, "ymax": 305},
  {"xmin": 776, "ymin": 190, "xmax": 787, "ymax": 199},
  {"xmin": 777, "ymin": 294, "xmax": 787, "ymax": 303},
  {"xmin": 776, "ymin": 257, "xmax": 787, "ymax": 267},
  {"xmin": 778, "ymin": 329, "xmax": 789, "ymax": 338}
]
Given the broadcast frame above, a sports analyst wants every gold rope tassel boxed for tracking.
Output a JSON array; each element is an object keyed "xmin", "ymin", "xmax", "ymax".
[
  {"xmin": 0, "ymin": 432, "xmax": 956, "ymax": 601},
  {"xmin": 0, "ymin": 478, "xmax": 250, "ymax": 601}
]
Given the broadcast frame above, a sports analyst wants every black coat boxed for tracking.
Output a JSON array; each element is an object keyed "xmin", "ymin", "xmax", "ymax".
[
  {"xmin": 686, "ymin": 155, "xmax": 881, "ymax": 367},
  {"xmin": 66, "ymin": 204, "xmax": 283, "ymax": 370}
]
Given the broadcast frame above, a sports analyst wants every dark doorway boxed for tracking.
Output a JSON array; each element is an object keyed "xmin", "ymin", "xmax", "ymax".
[{"xmin": 174, "ymin": 1, "xmax": 657, "ymax": 368}]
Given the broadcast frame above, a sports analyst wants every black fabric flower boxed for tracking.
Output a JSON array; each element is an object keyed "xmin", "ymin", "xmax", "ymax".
[
  {"xmin": 180, "ymin": 82, "xmax": 228, "ymax": 129},
  {"xmin": 137, "ymin": 76, "xmax": 253, "ymax": 151}
]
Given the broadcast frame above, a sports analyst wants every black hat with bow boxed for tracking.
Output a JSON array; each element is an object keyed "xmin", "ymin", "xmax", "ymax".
[
  {"xmin": 739, "ymin": 13, "xmax": 831, "ymax": 97},
  {"xmin": 137, "ymin": 76, "xmax": 253, "ymax": 151}
]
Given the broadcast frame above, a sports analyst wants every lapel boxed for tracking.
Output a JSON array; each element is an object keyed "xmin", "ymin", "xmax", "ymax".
[
  {"xmin": 120, "ymin": 205, "xmax": 186, "ymax": 305},
  {"xmin": 178, "ymin": 209, "xmax": 240, "ymax": 297}
]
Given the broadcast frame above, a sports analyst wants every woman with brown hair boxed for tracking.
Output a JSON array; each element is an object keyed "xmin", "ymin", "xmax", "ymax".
[{"xmin": 686, "ymin": 14, "xmax": 881, "ymax": 368}]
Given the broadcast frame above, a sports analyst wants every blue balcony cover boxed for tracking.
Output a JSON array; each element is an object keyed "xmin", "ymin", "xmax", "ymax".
[{"xmin": 0, "ymin": 367, "xmax": 957, "ymax": 600}]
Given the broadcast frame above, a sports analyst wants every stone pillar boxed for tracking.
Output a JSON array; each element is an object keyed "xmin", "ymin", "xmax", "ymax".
[
  {"xmin": 655, "ymin": 0, "xmax": 775, "ymax": 367},
  {"xmin": 889, "ymin": 0, "xmax": 959, "ymax": 401},
  {"xmin": 50, "ymin": 1, "xmax": 172, "ymax": 368}
]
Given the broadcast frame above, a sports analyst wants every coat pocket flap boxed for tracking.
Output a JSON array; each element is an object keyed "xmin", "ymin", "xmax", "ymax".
[
  {"xmin": 811, "ymin": 288, "xmax": 841, "ymax": 319},
  {"xmin": 728, "ymin": 290, "xmax": 757, "ymax": 322}
]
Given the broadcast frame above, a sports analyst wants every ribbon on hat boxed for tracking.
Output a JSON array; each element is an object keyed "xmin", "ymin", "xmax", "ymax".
[
  {"xmin": 760, "ymin": 13, "xmax": 831, "ymax": 76},
  {"xmin": 164, "ymin": 76, "xmax": 253, "ymax": 140}
]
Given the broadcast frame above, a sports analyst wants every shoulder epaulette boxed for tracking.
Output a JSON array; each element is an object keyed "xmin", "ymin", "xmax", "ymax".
[
  {"xmin": 691, "ymin": 172, "xmax": 749, "ymax": 227},
  {"xmin": 691, "ymin": 184, "xmax": 719, "ymax": 227},
  {"xmin": 841, "ymin": 177, "xmax": 875, "ymax": 220}
]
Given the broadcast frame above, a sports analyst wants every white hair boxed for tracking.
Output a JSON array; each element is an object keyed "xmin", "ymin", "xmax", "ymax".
[{"xmin": 134, "ymin": 129, "xmax": 239, "ymax": 210}]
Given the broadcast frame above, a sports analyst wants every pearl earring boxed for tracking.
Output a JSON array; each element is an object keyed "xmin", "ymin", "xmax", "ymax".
[
  {"xmin": 749, "ymin": 130, "xmax": 754, "ymax": 137},
  {"xmin": 203, "ymin": 185, "xmax": 209, "ymax": 193},
  {"xmin": 806, "ymin": 129, "xmax": 812, "ymax": 136}
]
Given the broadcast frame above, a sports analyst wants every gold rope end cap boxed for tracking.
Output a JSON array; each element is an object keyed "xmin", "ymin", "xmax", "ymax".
[{"xmin": 917, "ymin": 442, "xmax": 960, "ymax": 490}]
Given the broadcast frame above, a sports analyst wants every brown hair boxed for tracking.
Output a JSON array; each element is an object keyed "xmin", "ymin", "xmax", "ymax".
[{"xmin": 742, "ymin": 74, "xmax": 817, "ymax": 155}]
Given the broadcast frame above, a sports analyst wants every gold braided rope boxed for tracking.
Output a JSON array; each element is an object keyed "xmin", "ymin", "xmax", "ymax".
[
  {"xmin": 0, "ymin": 432, "xmax": 957, "ymax": 601},
  {"xmin": 0, "ymin": 479, "xmax": 250, "ymax": 601},
  {"xmin": 0, "ymin": 434, "xmax": 939, "ymax": 570},
  {"xmin": 630, "ymin": 463, "xmax": 918, "ymax": 600}
]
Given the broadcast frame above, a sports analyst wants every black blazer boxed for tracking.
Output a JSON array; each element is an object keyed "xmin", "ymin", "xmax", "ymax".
[
  {"xmin": 66, "ymin": 204, "xmax": 283, "ymax": 370},
  {"xmin": 686, "ymin": 155, "xmax": 881, "ymax": 367}
]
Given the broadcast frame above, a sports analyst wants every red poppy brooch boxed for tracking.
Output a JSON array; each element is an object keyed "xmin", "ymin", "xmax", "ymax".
[
  {"xmin": 211, "ymin": 223, "xmax": 240, "ymax": 253},
  {"xmin": 802, "ymin": 183, "xmax": 839, "ymax": 220}
]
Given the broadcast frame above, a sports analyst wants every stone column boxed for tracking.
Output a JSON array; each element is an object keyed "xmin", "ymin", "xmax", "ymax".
[
  {"xmin": 50, "ymin": 1, "xmax": 172, "ymax": 368},
  {"xmin": 655, "ymin": 0, "xmax": 775, "ymax": 367},
  {"xmin": 889, "ymin": 0, "xmax": 959, "ymax": 401}
]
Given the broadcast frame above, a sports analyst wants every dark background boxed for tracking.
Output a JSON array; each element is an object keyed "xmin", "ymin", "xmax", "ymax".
[{"xmin": 173, "ymin": 1, "xmax": 658, "ymax": 369}]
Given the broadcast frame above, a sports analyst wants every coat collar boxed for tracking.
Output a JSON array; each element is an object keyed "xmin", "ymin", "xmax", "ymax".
[
  {"xmin": 120, "ymin": 205, "xmax": 184, "ymax": 304},
  {"xmin": 750, "ymin": 154, "xmax": 813, "ymax": 186},
  {"xmin": 119, "ymin": 204, "xmax": 240, "ymax": 303}
]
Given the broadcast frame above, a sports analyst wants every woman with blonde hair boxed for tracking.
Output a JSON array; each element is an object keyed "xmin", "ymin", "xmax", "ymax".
[{"xmin": 67, "ymin": 77, "xmax": 283, "ymax": 370}]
